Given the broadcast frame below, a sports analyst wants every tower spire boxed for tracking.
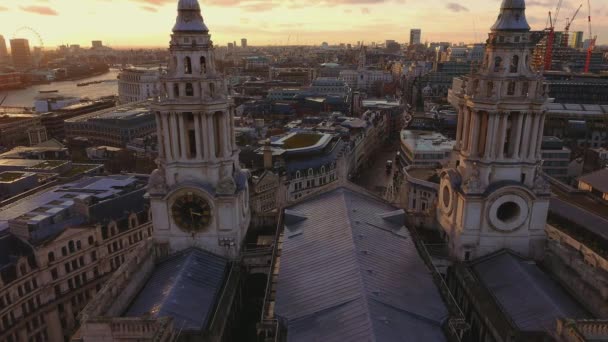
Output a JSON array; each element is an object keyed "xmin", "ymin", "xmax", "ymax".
[{"xmin": 173, "ymin": 0, "xmax": 209, "ymax": 33}]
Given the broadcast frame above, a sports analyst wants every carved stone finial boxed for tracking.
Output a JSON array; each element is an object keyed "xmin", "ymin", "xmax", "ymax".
[
  {"xmin": 217, "ymin": 176, "xmax": 237, "ymax": 195},
  {"xmin": 463, "ymin": 162, "xmax": 482, "ymax": 193},
  {"xmin": 148, "ymin": 159, "xmax": 168, "ymax": 194}
]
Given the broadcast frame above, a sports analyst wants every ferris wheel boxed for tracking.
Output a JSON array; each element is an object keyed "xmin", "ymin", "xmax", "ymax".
[{"xmin": 12, "ymin": 26, "xmax": 44, "ymax": 49}]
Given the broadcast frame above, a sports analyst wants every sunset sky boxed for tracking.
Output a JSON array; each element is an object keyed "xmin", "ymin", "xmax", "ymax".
[{"xmin": 0, "ymin": 0, "xmax": 606, "ymax": 48}]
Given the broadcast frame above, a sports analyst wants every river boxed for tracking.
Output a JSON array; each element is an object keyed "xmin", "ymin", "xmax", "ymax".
[{"xmin": 0, "ymin": 69, "xmax": 120, "ymax": 108}]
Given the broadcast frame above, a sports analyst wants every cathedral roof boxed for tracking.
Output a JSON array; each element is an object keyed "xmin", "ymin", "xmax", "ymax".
[
  {"xmin": 173, "ymin": 0, "xmax": 209, "ymax": 33},
  {"xmin": 274, "ymin": 187, "xmax": 449, "ymax": 341},
  {"xmin": 123, "ymin": 248, "xmax": 228, "ymax": 332},
  {"xmin": 490, "ymin": 0, "xmax": 530, "ymax": 32}
]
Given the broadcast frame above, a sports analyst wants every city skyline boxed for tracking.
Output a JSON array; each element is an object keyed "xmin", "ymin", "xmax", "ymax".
[{"xmin": 0, "ymin": 0, "xmax": 606, "ymax": 48}]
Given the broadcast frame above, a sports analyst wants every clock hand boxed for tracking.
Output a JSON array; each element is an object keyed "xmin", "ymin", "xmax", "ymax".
[{"xmin": 190, "ymin": 209, "xmax": 203, "ymax": 217}]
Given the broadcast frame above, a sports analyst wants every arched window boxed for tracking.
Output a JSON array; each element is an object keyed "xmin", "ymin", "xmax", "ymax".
[
  {"xmin": 487, "ymin": 81, "xmax": 494, "ymax": 97},
  {"xmin": 321, "ymin": 166, "xmax": 326, "ymax": 174},
  {"xmin": 200, "ymin": 56, "xmax": 207, "ymax": 74},
  {"xmin": 61, "ymin": 247, "xmax": 67, "ymax": 256},
  {"xmin": 507, "ymin": 81, "xmax": 516, "ymax": 95},
  {"xmin": 88, "ymin": 236, "xmax": 94, "ymax": 246},
  {"xmin": 68, "ymin": 241, "xmax": 75, "ymax": 253},
  {"xmin": 510, "ymin": 55, "xmax": 519, "ymax": 73},
  {"xmin": 185, "ymin": 83, "xmax": 194, "ymax": 96},
  {"xmin": 173, "ymin": 83, "xmax": 180, "ymax": 97},
  {"xmin": 494, "ymin": 57, "xmax": 502, "ymax": 72},
  {"xmin": 184, "ymin": 56, "xmax": 192, "ymax": 74},
  {"xmin": 76, "ymin": 241, "xmax": 82, "ymax": 250},
  {"xmin": 172, "ymin": 56, "xmax": 177, "ymax": 70},
  {"xmin": 48, "ymin": 252, "xmax": 55, "ymax": 263},
  {"xmin": 209, "ymin": 83, "xmax": 215, "ymax": 98},
  {"xmin": 308, "ymin": 168, "xmax": 314, "ymax": 177},
  {"xmin": 296, "ymin": 171, "xmax": 301, "ymax": 179}
]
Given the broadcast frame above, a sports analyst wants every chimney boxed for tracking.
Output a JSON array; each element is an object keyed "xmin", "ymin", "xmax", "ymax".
[{"xmin": 263, "ymin": 139, "xmax": 273, "ymax": 169}]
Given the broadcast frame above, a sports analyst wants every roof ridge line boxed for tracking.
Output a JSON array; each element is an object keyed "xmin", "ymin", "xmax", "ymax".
[{"xmin": 342, "ymin": 191, "xmax": 377, "ymax": 342}]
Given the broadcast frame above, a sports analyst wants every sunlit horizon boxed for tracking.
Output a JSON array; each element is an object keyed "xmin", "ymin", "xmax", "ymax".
[{"xmin": 0, "ymin": 0, "xmax": 606, "ymax": 50}]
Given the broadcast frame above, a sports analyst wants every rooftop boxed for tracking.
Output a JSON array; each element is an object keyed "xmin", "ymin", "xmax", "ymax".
[
  {"xmin": 470, "ymin": 251, "xmax": 588, "ymax": 332},
  {"xmin": 271, "ymin": 132, "xmax": 333, "ymax": 156},
  {"xmin": 0, "ymin": 171, "xmax": 30, "ymax": 183},
  {"xmin": 66, "ymin": 101, "xmax": 152, "ymax": 123},
  {"xmin": 401, "ymin": 130, "xmax": 455, "ymax": 152},
  {"xmin": 0, "ymin": 175, "xmax": 147, "ymax": 233},
  {"xmin": 578, "ymin": 169, "xmax": 608, "ymax": 194},
  {"xmin": 275, "ymin": 187, "xmax": 449, "ymax": 342},
  {"xmin": 124, "ymin": 248, "xmax": 228, "ymax": 332}
]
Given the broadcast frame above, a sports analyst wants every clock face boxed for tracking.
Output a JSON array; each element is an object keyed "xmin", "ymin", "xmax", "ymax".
[{"xmin": 171, "ymin": 192, "xmax": 212, "ymax": 232}]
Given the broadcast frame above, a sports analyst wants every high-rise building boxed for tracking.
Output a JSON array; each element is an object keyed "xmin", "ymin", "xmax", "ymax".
[
  {"xmin": 437, "ymin": 0, "xmax": 551, "ymax": 261},
  {"xmin": 410, "ymin": 29, "xmax": 421, "ymax": 46},
  {"xmin": 241, "ymin": 38, "xmax": 248, "ymax": 48},
  {"xmin": 91, "ymin": 40, "xmax": 103, "ymax": 49},
  {"xmin": 0, "ymin": 35, "xmax": 8, "ymax": 61},
  {"xmin": 10, "ymin": 38, "xmax": 32, "ymax": 70}
]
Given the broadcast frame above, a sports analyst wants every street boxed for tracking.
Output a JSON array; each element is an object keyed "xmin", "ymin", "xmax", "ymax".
[{"xmin": 354, "ymin": 142, "xmax": 400, "ymax": 198}]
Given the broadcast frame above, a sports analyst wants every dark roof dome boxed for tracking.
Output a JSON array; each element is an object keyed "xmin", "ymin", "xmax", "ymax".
[
  {"xmin": 491, "ymin": 0, "xmax": 530, "ymax": 32},
  {"xmin": 173, "ymin": 0, "xmax": 209, "ymax": 33}
]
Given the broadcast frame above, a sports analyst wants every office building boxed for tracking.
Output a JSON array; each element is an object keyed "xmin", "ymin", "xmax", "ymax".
[
  {"xmin": 241, "ymin": 38, "xmax": 248, "ymax": 48},
  {"xmin": 118, "ymin": 67, "xmax": 160, "ymax": 104},
  {"xmin": 10, "ymin": 39, "xmax": 33, "ymax": 70},
  {"xmin": 64, "ymin": 101, "xmax": 156, "ymax": 147},
  {"xmin": 91, "ymin": 40, "xmax": 103, "ymax": 49},
  {"xmin": 0, "ymin": 175, "xmax": 152, "ymax": 342},
  {"xmin": 398, "ymin": 130, "xmax": 454, "ymax": 167},
  {"xmin": 540, "ymin": 136, "xmax": 572, "ymax": 181},
  {"xmin": 410, "ymin": 29, "xmax": 421, "ymax": 46}
]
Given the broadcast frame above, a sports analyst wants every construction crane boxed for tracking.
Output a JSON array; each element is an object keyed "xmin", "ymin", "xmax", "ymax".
[
  {"xmin": 584, "ymin": 0, "xmax": 597, "ymax": 73},
  {"xmin": 563, "ymin": 4, "xmax": 582, "ymax": 48},
  {"xmin": 544, "ymin": 0, "xmax": 563, "ymax": 70}
]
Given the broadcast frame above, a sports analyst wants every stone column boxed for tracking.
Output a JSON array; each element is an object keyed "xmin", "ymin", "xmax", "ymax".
[
  {"xmin": 222, "ymin": 112, "xmax": 231, "ymax": 157},
  {"xmin": 207, "ymin": 114, "xmax": 217, "ymax": 160},
  {"xmin": 484, "ymin": 114, "xmax": 496, "ymax": 160},
  {"xmin": 497, "ymin": 113, "xmax": 509, "ymax": 160},
  {"xmin": 201, "ymin": 113, "xmax": 209, "ymax": 159},
  {"xmin": 462, "ymin": 109, "xmax": 472, "ymax": 154},
  {"xmin": 194, "ymin": 113, "xmax": 203, "ymax": 160},
  {"xmin": 535, "ymin": 113, "xmax": 546, "ymax": 159},
  {"xmin": 170, "ymin": 113, "xmax": 180, "ymax": 160},
  {"xmin": 163, "ymin": 114, "xmax": 172, "ymax": 160},
  {"xmin": 455, "ymin": 106, "xmax": 464, "ymax": 149},
  {"xmin": 528, "ymin": 113, "xmax": 541, "ymax": 160},
  {"xmin": 155, "ymin": 112, "xmax": 165, "ymax": 159},
  {"xmin": 519, "ymin": 114, "xmax": 531, "ymax": 159},
  {"xmin": 510, "ymin": 113, "xmax": 524, "ymax": 159},
  {"xmin": 178, "ymin": 114, "xmax": 188, "ymax": 160},
  {"xmin": 469, "ymin": 111, "xmax": 480, "ymax": 157}
]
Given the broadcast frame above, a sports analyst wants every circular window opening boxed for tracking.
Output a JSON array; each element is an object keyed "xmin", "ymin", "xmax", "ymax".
[
  {"xmin": 497, "ymin": 202, "xmax": 520, "ymax": 223},
  {"xmin": 442, "ymin": 186, "xmax": 450, "ymax": 208}
]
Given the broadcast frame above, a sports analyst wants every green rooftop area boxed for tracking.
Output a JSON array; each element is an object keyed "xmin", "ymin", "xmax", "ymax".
[
  {"xmin": 61, "ymin": 164, "xmax": 99, "ymax": 178},
  {"xmin": 282, "ymin": 133, "xmax": 322, "ymax": 149},
  {"xmin": 32, "ymin": 160, "xmax": 68, "ymax": 170},
  {"xmin": 0, "ymin": 172, "xmax": 25, "ymax": 182}
]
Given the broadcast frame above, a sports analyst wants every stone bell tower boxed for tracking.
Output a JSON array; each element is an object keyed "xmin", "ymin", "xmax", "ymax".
[
  {"xmin": 148, "ymin": 0, "xmax": 250, "ymax": 258},
  {"xmin": 437, "ymin": 0, "xmax": 551, "ymax": 261}
]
